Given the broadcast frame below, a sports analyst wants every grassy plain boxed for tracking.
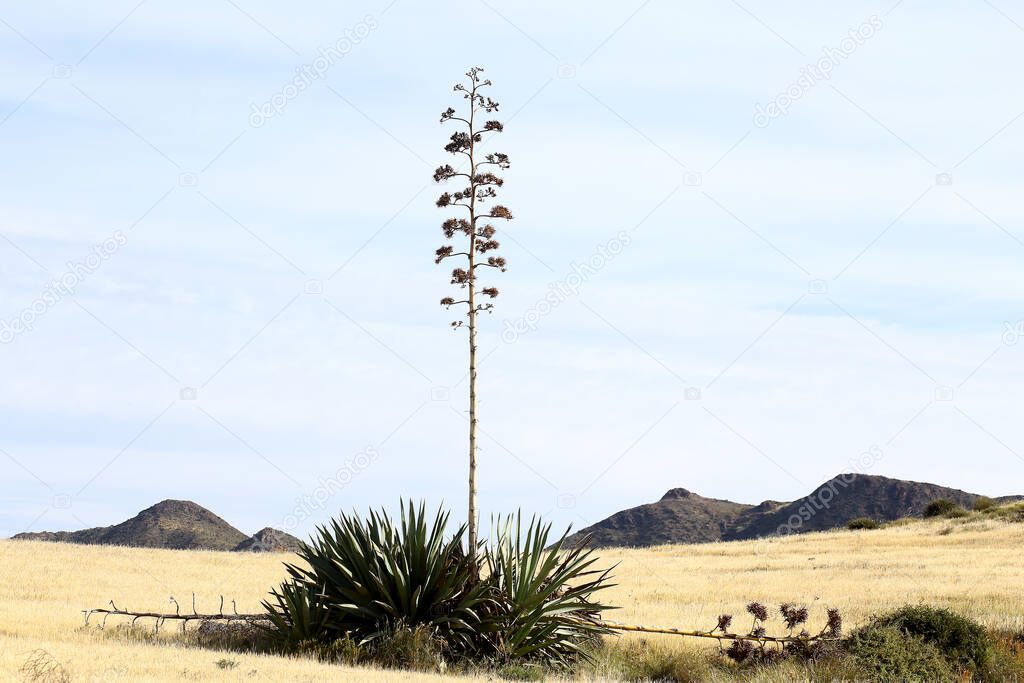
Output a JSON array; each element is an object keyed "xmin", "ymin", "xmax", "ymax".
[{"xmin": 2, "ymin": 512, "xmax": 1022, "ymax": 681}]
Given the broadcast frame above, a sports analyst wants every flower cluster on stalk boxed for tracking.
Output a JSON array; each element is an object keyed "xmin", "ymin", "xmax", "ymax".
[
  {"xmin": 709, "ymin": 602, "xmax": 842, "ymax": 665},
  {"xmin": 433, "ymin": 67, "xmax": 512, "ymax": 328}
]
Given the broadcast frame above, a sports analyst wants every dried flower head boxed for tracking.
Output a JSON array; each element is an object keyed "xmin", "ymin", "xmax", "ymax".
[
  {"xmin": 780, "ymin": 603, "xmax": 809, "ymax": 631},
  {"xmin": 716, "ymin": 614, "xmax": 733, "ymax": 633},
  {"xmin": 472, "ymin": 172, "xmax": 503, "ymax": 187},
  {"xmin": 825, "ymin": 608, "xmax": 842, "ymax": 638},
  {"xmin": 434, "ymin": 246, "xmax": 454, "ymax": 264},
  {"xmin": 746, "ymin": 602, "xmax": 769, "ymax": 622},
  {"xmin": 433, "ymin": 164, "xmax": 458, "ymax": 182},
  {"xmin": 484, "ymin": 152, "xmax": 510, "ymax": 169},
  {"xmin": 726, "ymin": 639, "xmax": 754, "ymax": 663},
  {"xmin": 488, "ymin": 205, "xmax": 513, "ymax": 220},
  {"xmin": 444, "ymin": 132, "xmax": 473, "ymax": 155},
  {"xmin": 441, "ymin": 218, "xmax": 471, "ymax": 238}
]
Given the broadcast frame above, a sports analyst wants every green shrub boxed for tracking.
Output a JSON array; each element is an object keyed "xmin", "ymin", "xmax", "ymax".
[
  {"xmin": 987, "ymin": 631, "xmax": 1024, "ymax": 683},
  {"xmin": 924, "ymin": 499, "xmax": 967, "ymax": 518},
  {"xmin": 870, "ymin": 605, "xmax": 991, "ymax": 674},
  {"xmin": 846, "ymin": 517, "xmax": 880, "ymax": 530},
  {"xmin": 293, "ymin": 625, "xmax": 442, "ymax": 671},
  {"xmin": 586, "ymin": 638, "xmax": 714, "ymax": 683},
  {"xmin": 263, "ymin": 502, "xmax": 613, "ymax": 669},
  {"xmin": 364, "ymin": 624, "xmax": 445, "ymax": 672},
  {"xmin": 313, "ymin": 634, "xmax": 364, "ymax": 665},
  {"xmin": 990, "ymin": 502, "xmax": 1024, "ymax": 522},
  {"xmin": 973, "ymin": 496, "xmax": 997, "ymax": 512},
  {"xmin": 845, "ymin": 624, "xmax": 953, "ymax": 681}
]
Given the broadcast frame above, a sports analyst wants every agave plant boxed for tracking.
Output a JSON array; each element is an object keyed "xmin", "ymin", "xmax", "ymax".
[
  {"xmin": 483, "ymin": 514, "xmax": 616, "ymax": 667},
  {"xmin": 268, "ymin": 501, "xmax": 491, "ymax": 652},
  {"xmin": 262, "ymin": 502, "xmax": 615, "ymax": 668}
]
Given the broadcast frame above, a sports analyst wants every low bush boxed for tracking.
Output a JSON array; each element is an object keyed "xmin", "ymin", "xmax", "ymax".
[
  {"xmin": 19, "ymin": 650, "xmax": 72, "ymax": 683},
  {"xmin": 364, "ymin": 624, "xmax": 445, "ymax": 672},
  {"xmin": 973, "ymin": 496, "xmax": 997, "ymax": 512},
  {"xmin": 846, "ymin": 517, "xmax": 880, "ymax": 530},
  {"xmin": 591, "ymin": 636, "xmax": 874, "ymax": 682},
  {"xmin": 987, "ymin": 631, "xmax": 1024, "ymax": 682},
  {"xmin": 290, "ymin": 625, "xmax": 444, "ymax": 672},
  {"xmin": 990, "ymin": 502, "xmax": 1024, "ymax": 523},
  {"xmin": 869, "ymin": 605, "xmax": 991, "ymax": 675},
  {"xmin": 924, "ymin": 498, "xmax": 967, "ymax": 518},
  {"xmin": 192, "ymin": 619, "xmax": 274, "ymax": 653},
  {"xmin": 586, "ymin": 638, "xmax": 716, "ymax": 683},
  {"xmin": 564, "ymin": 622, "xmax": 1018, "ymax": 683},
  {"xmin": 845, "ymin": 624, "xmax": 954, "ymax": 682},
  {"xmin": 310, "ymin": 634, "xmax": 364, "ymax": 665}
]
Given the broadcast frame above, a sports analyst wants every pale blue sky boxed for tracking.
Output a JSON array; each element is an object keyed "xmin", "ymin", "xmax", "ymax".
[{"xmin": 2, "ymin": 1, "xmax": 1023, "ymax": 540}]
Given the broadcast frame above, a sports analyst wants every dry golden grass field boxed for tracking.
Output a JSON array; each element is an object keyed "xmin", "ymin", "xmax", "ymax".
[{"xmin": 2, "ymin": 513, "xmax": 1023, "ymax": 682}]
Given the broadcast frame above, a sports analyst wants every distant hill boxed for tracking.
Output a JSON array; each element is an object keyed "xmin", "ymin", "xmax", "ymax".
[
  {"xmin": 565, "ymin": 487, "xmax": 751, "ymax": 547},
  {"xmin": 568, "ymin": 474, "xmax": 1021, "ymax": 548},
  {"xmin": 12, "ymin": 500, "xmax": 297, "ymax": 553},
  {"xmin": 724, "ymin": 475, "xmax": 986, "ymax": 541},
  {"xmin": 234, "ymin": 527, "xmax": 302, "ymax": 553}
]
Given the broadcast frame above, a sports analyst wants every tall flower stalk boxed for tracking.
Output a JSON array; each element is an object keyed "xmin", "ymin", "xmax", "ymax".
[{"xmin": 434, "ymin": 67, "xmax": 511, "ymax": 572}]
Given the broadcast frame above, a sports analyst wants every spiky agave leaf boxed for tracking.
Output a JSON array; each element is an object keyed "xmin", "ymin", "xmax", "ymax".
[
  {"xmin": 483, "ymin": 512, "xmax": 616, "ymax": 668},
  {"xmin": 260, "ymin": 578, "xmax": 330, "ymax": 646}
]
